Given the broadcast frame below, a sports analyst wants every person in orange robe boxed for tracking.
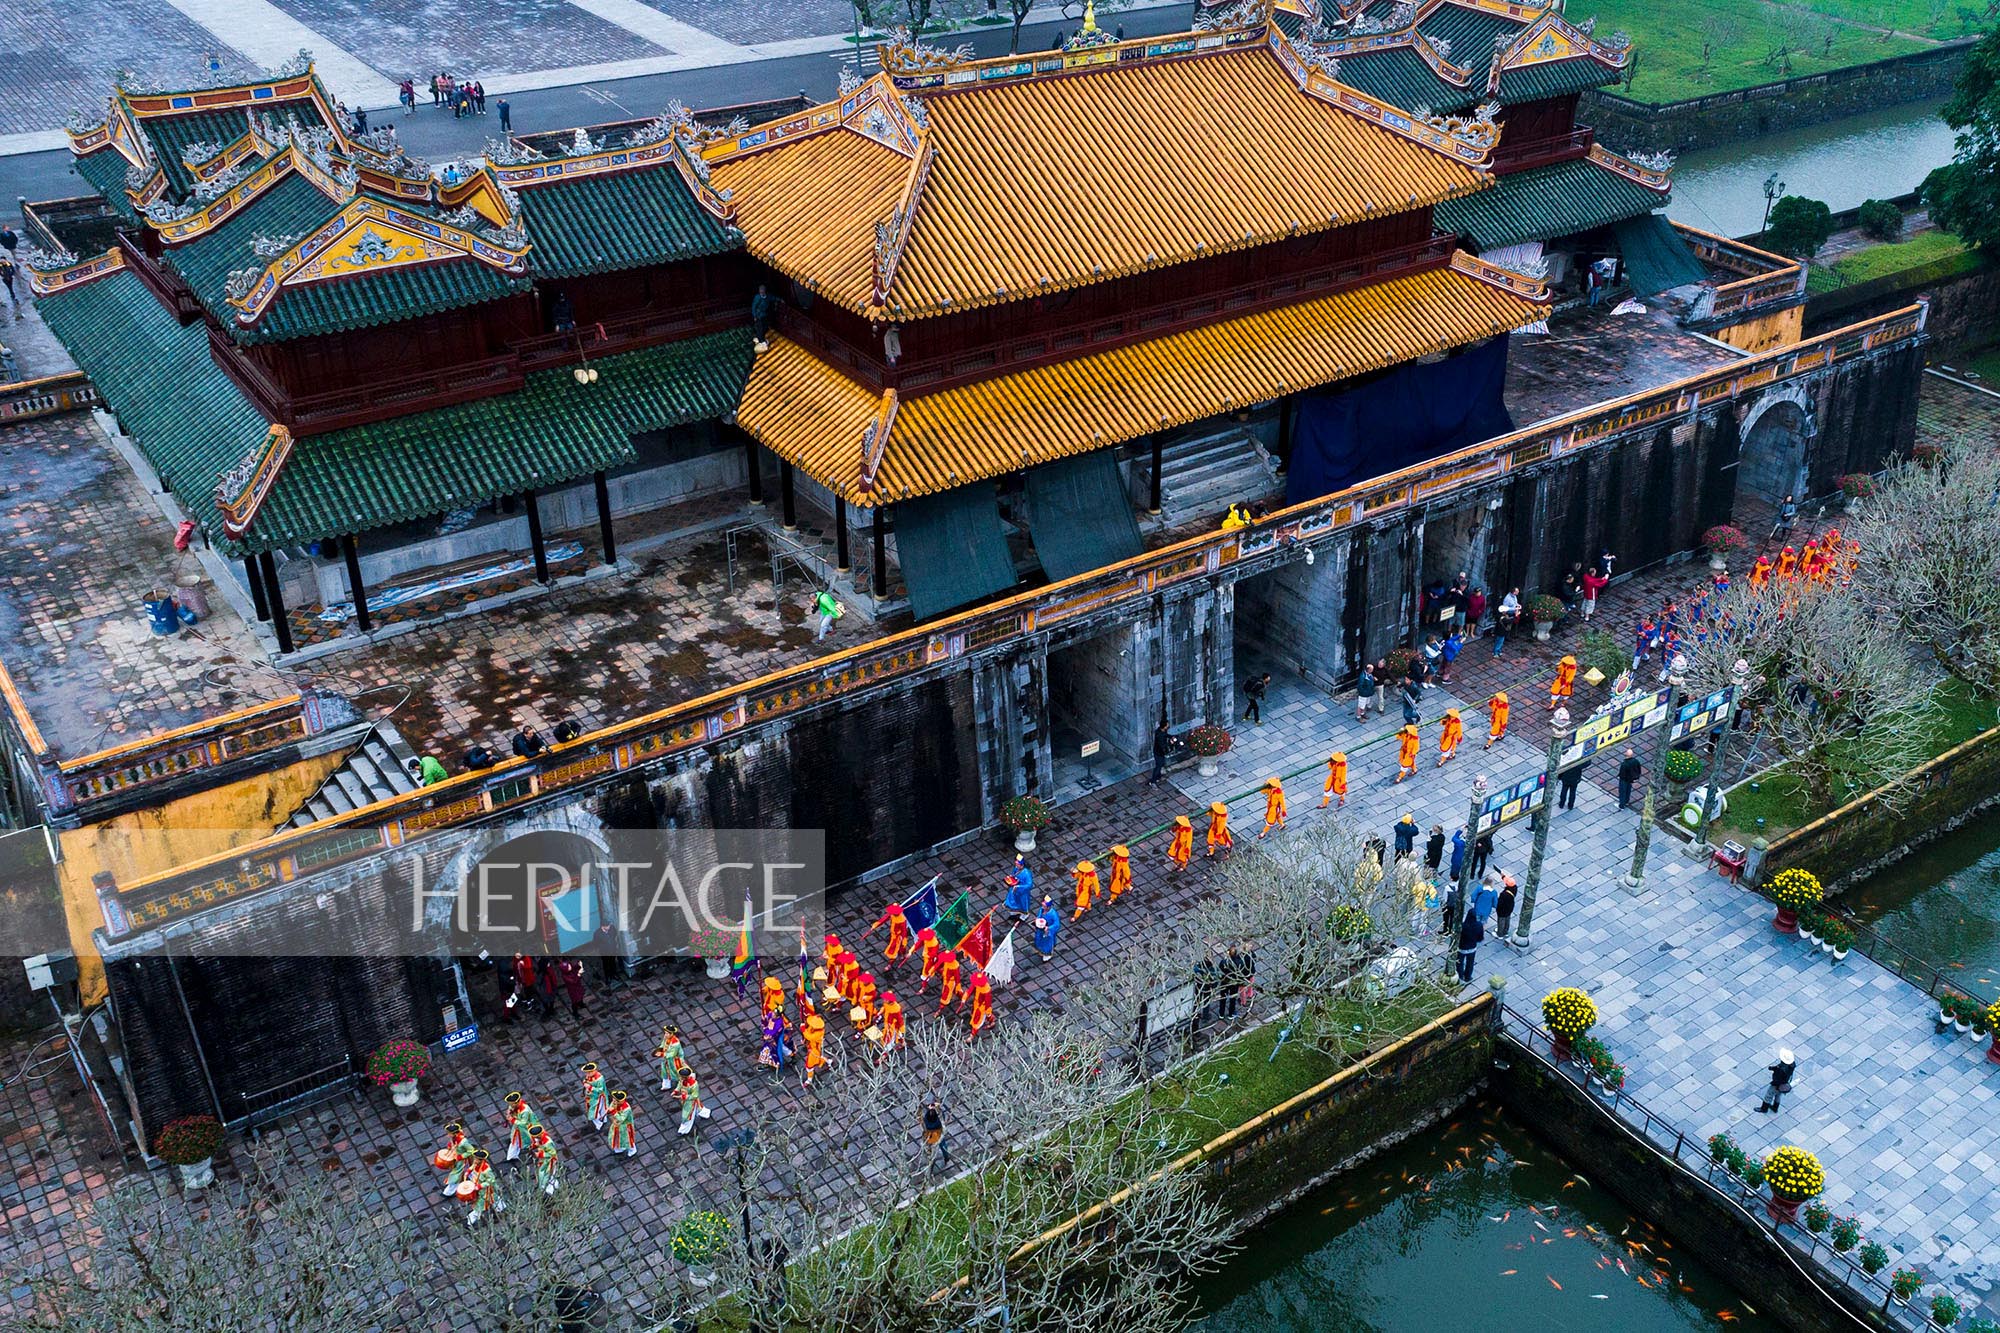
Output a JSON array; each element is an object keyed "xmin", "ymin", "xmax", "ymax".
[
  {"xmin": 1436, "ymin": 708, "xmax": 1464, "ymax": 766},
  {"xmin": 1259, "ymin": 777, "xmax": 1287, "ymax": 837},
  {"xmin": 1070, "ymin": 859, "xmax": 1099, "ymax": 920},
  {"xmin": 833, "ymin": 949, "xmax": 859, "ymax": 1001},
  {"xmin": 878, "ymin": 990, "xmax": 906, "ymax": 1053},
  {"xmin": 760, "ymin": 974, "xmax": 785, "ymax": 1017},
  {"xmin": 821, "ymin": 933, "xmax": 842, "ymax": 976},
  {"xmin": 795, "ymin": 972, "xmax": 816, "ymax": 1021},
  {"xmin": 1748, "ymin": 555, "xmax": 1772, "ymax": 590},
  {"xmin": 1775, "ymin": 545, "xmax": 1798, "ymax": 580},
  {"xmin": 1808, "ymin": 542, "xmax": 1833, "ymax": 583},
  {"xmin": 802, "ymin": 1011, "xmax": 826, "ymax": 1082},
  {"xmin": 914, "ymin": 926, "xmax": 941, "ymax": 991},
  {"xmin": 966, "ymin": 971, "xmax": 994, "ymax": 1037},
  {"xmin": 1167, "ymin": 815, "xmax": 1194, "ymax": 870},
  {"xmin": 882, "ymin": 902, "xmax": 911, "ymax": 964},
  {"xmin": 1549, "ymin": 655, "xmax": 1577, "ymax": 710},
  {"xmin": 849, "ymin": 971, "xmax": 878, "ymax": 1027},
  {"xmin": 1105, "ymin": 844, "xmax": 1131, "ymax": 903},
  {"xmin": 1205, "ymin": 801, "xmax": 1232, "ymax": 857},
  {"xmin": 1395, "ymin": 723, "xmax": 1420, "ymax": 783},
  {"xmin": 1821, "ymin": 526, "xmax": 1841, "ymax": 557},
  {"xmin": 936, "ymin": 948, "xmax": 963, "ymax": 1011},
  {"xmin": 1321, "ymin": 751, "xmax": 1348, "ymax": 808},
  {"xmin": 1485, "ymin": 691, "xmax": 1509, "ymax": 749}
]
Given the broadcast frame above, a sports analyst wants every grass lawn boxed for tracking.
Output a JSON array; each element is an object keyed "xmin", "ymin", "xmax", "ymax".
[
  {"xmin": 1583, "ymin": 0, "xmax": 1938, "ymax": 103},
  {"xmin": 1939, "ymin": 343, "xmax": 2000, "ymax": 386},
  {"xmin": 1715, "ymin": 677, "xmax": 1999, "ymax": 840},
  {"xmin": 1805, "ymin": 229, "xmax": 1983, "ymax": 293}
]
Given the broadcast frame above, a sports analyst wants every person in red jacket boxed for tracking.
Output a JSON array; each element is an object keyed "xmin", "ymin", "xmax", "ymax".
[{"xmin": 1581, "ymin": 566, "xmax": 1609, "ymax": 621}]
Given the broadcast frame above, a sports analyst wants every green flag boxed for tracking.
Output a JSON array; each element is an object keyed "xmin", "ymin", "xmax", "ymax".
[{"xmin": 935, "ymin": 890, "xmax": 974, "ymax": 952}]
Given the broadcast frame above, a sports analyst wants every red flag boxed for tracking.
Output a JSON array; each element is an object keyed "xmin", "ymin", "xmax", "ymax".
[{"xmin": 957, "ymin": 909, "xmax": 994, "ymax": 969}]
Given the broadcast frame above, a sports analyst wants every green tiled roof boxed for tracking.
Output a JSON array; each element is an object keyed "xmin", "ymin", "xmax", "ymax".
[
  {"xmin": 516, "ymin": 165, "xmax": 736, "ymax": 278},
  {"xmin": 37, "ymin": 265, "xmax": 755, "ymax": 552},
  {"xmin": 72, "ymin": 148, "xmax": 140, "ymax": 225},
  {"xmin": 1436, "ymin": 153, "xmax": 1667, "ymax": 250},
  {"xmin": 1495, "ymin": 56, "xmax": 1623, "ymax": 102},
  {"xmin": 139, "ymin": 107, "xmax": 253, "ymax": 199},
  {"xmin": 1336, "ymin": 46, "xmax": 1474, "ymax": 113},
  {"xmin": 161, "ymin": 173, "xmax": 529, "ymax": 344},
  {"xmin": 36, "ymin": 270, "xmax": 266, "ymax": 539},
  {"xmin": 253, "ymin": 328, "xmax": 756, "ymax": 548},
  {"xmin": 1420, "ymin": 3, "xmax": 1523, "ymax": 65}
]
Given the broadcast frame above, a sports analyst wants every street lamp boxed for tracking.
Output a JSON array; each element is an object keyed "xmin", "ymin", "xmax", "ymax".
[{"xmin": 1760, "ymin": 174, "xmax": 1787, "ymax": 242}]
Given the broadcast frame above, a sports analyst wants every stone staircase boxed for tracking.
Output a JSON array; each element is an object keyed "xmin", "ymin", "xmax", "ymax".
[
  {"xmin": 1133, "ymin": 427, "xmax": 1281, "ymax": 527},
  {"xmin": 281, "ymin": 722, "xmax": 423, "ymax": 829}
]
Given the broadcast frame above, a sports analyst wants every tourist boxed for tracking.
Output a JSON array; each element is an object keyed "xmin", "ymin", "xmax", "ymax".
[
  {"xmin": 1556, "ymin": 757, "xmax": 1587, "ymax": 811},
  {"xmin": 1392, "ymin": 812, "xmax": 1420, "ymax": 860},
  {"xmin": 921, "ymin": 1096, "xmax": 950, "ymax": 1170},
  {"xmin": 1618, "ymin": 746, "xmax": 1644, "ymax": 809},
  {"xmin": 1465, "ymin": 585, "xmax": 1487, "ymax": 638},
  {"xmin": 352, "ymin": 105, "xmax": 368, "ymax": 134},
  {"xmin": 557, "ymin": 957, "xmax": 586, "ymax": 1015},
  {"xmin": 512, "ymin": 726, "xmax": 546, "ymax": 758},
  {"xmin": 1440, "ymin": 878, "xmax": 1460, "ymax": 936},
  {"xmin": 1581, "ymin": 564, "xmax": 1608, "ymax": 620},
  {"xmin": 1420, "ymin": 635, "xmax": 1442, "ymax": 687},
  {"xmin": 473, "ymin": 81, "xmax": 487, "ymax": 115},
  {"xmin": 1242, "ymin": 671, "xmax": 1271, "ymax": 724},
  {"xmin": 1399, "ymin": 676, "xmax": 1422, "ymax": 726},
  {"xmin": 1471, "ymin": 831, "xmax": 1494, "ymax": 879},
  {"xmin": 0, "ymin": 224, "xmax": 18, "ymax": 259},
  {"xmin": 409, "ymin": 755, "xmax": 449, "ymax": 785},
  {"xmin": 1439, "ymin": 628, "xmax": 1463, "ymax": 685},
  {"xmin": 1470, "ymin": 873, "xmax": 1498, "ymax": 925},
  {"xmin": 1149, "ymin": 719, "xmax": 1173, "ymax": 783},
  {"xmin": 498, "ymin": 99, "xmax": 511, "ymax": 133},
  {"xmin": 1354, "ymin": 661, "xmax": 1377, "ymax": 720},
  {"xmin": 431, "ymin": 72, "xmax": 444, "ymax": 105},
  {"xmin": 1456, "ymin": 907, "xmax": 1484, "ymax": 983},
  {"xmin": 1756, "ymin": 1047, "xmax": 1797, "ymax": 1113},
  {"xmin": 1595, "ymin": 547, "xmax": 1617, "ymax": 580},
  {"xmin": 1494, "ymin": 589, "xmax": 1521, "ymax": 654},
  {"xmin": 1493, "ymin": 874, "xmax": 1518, "ymax": 939},
  {"xmin": 1449, "ymin": 826, "xmax": 1466, "ymax": 883},
  {"xmin": 812, "ymin": 587, "xmax": 843, "ymax": 640},
  {"xmin": 1772, "ymin": 493, "xmax": 1798, "ymax": 542},
  {"xmin": 1424, "ymin": 824, "xmax": 1445, "ymax": 874},
  {"xmin": 1448, "ymin": 573, "xmax": 1470, "ymax": 634},
  {"xmin": 1221, "ymin": 943, "xmax": 1254, "ymax": 1018},
  {"xmin": 399, "ymin": 78, "xmax": 415, "ymax": 114}
]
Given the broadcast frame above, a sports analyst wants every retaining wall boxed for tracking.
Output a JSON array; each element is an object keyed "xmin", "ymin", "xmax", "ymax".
[
  {"xmin": 1759, "ymin": 723, "xmax": 2000, "ymax": 894},
  {"xmin": 1585, "ymin": 43, "xmax": 1972, "ymax": 153}
]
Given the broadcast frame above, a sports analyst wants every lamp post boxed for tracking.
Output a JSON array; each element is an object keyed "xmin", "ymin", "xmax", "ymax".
[
  {"xmin": 1688, "ymin": 659, "xmax": 1750, "ymax": 856},
  {"xmin": 1760, "ymin": 173, "xmax": 1787, "ymax": 243},
  {"xmin": 1512, "ymin": 709, "xmax": 1572, "ymax": 952},
  {"xmin": 1625, "ymin": 656, "xmax": 1686, "ymax": 892}
]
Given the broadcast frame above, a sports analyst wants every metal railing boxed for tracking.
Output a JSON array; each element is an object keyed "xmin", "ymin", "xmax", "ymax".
[
  {"xmin": 1496, "ymin": 1003, "xmax": 1919, "ymax": 1329},
  {"xmin": 1819, "ymin": 907, "xmax": 1998, "ymax": 1016}
]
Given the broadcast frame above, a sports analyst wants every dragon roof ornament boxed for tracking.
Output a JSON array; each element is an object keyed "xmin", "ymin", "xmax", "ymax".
[
  {"xmin": 268, "ymin": 49, "xmax": 314, "ymax": 79},
  {"xmin": 880, "ymin": 28, "xmax": 976, "ymax": 70},
  {"xmin": 1194, "ymin": 0, "xmax": 1269, "ymax": 32},
  {"xmin": 485, "ymin": 136, "xmax": 543, "ymax": 165},
  {"xmin": 24, "ymin": 247, "xmax": 81, "ymax": 273}
]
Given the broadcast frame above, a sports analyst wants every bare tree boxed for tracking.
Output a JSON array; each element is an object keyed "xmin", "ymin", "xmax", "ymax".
[
  {"xmin": 1673, "ymin": 574, "xmax": 1938, "ymax": 815},
  {"xmin": 1848, "ymin": 440, "xmax": 2000, "ymax": 710},
  {"xmin": 14, "ymin": 1155, "xmax": 425, "ymax": 1332}
]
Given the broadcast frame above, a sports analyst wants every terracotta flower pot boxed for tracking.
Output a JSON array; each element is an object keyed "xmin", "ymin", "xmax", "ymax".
[
  {"xmin": 1773, "ymin": 906, "xmax": 1799, "ymax": 934},
  {"xmin": 1987, "ymin": 1034, "xmax": 2000, "ymax": 1065},
  {"xmin": 1552, "ymin": 1033, "xmax": 1573, "ymax": 1061},
  {"xmin": 1766, "ymin": 1195, "xmax": 1803, "ymax": 1226}
]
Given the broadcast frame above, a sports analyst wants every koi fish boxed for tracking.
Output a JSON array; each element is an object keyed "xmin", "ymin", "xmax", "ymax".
[
  {"xmin": 1501, "ymin": 1270, "xmax": 1517, "ymax": 1276},
  {"xmin": 1591, "ymin": 1294, "xmax": 1609, "ymax": 1300},
  {"xmin": 1534, "ymin": 1220, "xmax": 1550, "ymax": 1232},
  {"xmin": 1547, "ymin": 1276, "xmax": 1563, "ymax": 1291}
]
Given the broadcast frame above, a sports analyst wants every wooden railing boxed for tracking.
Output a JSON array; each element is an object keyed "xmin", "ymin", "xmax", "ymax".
[
  {"xmin": 784, "ymin": 235, "xmax": 1461, "ymax": 397},
  {"xmin": 88, "ymin": 302, "xmax": 1929, "ymax": 936},
  {"xmin": 1490, "ymin": 125, "xmax": 1593, "ymax": 175},
  {"xmin": 1674, "ymin": 222, "xmax": 1808, "ymax": 321}
]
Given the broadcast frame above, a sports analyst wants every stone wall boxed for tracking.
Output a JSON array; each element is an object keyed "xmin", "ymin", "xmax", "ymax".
[
  {"xmin": 1808, "ymin": 262, "xmax": 2000, "ymax": 359},
  {"xmin": 1494, "ymin": 1036, "xmax": 1889, "ymax": 1333},
  {"xmin": 1233, "ymin": 540, "xmax": 1348, "ymax": 689},
  {"xmin": 1192, "ymin": 997, "xmax": 1495, "ymax": 1226},
  {"xmin": 1585, "ymin": 43, "xmax": 1972, "ymax": 154},
  {"xmin": 1048, "ymin": 619, "xmax": 1154, "ymax": 765},
  {"xmin": 1760, "ymin": 724, "xmax": 2000, "ymax": 894}
]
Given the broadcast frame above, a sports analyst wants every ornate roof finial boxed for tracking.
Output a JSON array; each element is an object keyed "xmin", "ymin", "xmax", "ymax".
[{"xmin": 1066, "ymin": 0, "xmax": 1118, "ymax": 48}]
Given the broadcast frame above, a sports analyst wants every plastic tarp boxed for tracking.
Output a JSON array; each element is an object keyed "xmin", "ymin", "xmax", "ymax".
[
  {"xmin": 894, "ymin": 482, "xmax": 1018, "ymax": 621},
  {"xmin": 1284, "ymin": 335, "xmax": 1515, "ymax": 506},
  {"xmin": 1614, "ymin": 213, "xmax": 1710, "ymax": 298},
  {"xmin": 1022, "ymin": 449, "xmax": 1145, "ymax": 583}
]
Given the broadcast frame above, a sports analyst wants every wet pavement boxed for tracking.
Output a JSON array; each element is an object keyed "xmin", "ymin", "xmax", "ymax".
[{"xmin": 1506, "ymin": 302, "xmax": 1747, "ymax": 427}]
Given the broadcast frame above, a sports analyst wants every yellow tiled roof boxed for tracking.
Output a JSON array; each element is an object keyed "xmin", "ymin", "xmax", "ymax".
[
  {"xmin": 710, "ymin": 42, "xmax": 1493, "ymax": 320},
  {"xmin": 738, "ymin": 254, "xmax": 1545, "ymax": 506}
]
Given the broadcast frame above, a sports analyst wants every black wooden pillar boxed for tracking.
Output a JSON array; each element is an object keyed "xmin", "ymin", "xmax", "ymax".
[
  {"xmin": 834, "ymin": 495, "xmax": 851, "ymax": 572},
  {"xmin": 243, "ymin": 556, "xmax": 270, "ymax": 622},
  {"xmin": 342, "ymin": 535, "xmax": 372, "ymax": 633},
  {"xmin": 745, "ymin": 437, "xmax": 765, "ymax": 505},
  {"xmin": 593, "ymin": 470, "xmax": 617, "ymax": 566},
  {"xmin": 1277, "ymin": 394, "xmax": 1294, "ymax": 460},
  {"xmin": 258, "ymin": 550, "xmax": 293, "ymax": 654},
  {"xmin": 524, "ymin": 490, "xmax": 550, "ymax": 584},
  {"xmin": 872, "ymin": 506, "xmax": 889, "ymax": 594},
  {"xmin": 780, "ymin": 460, "xmax": 797, "ymax": 530},
  {"xmin": 1148, "ymin": 433, "xmax": 1164, "ymax": 515}
]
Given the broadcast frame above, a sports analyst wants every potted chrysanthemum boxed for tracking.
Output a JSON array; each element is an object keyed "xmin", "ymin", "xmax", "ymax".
[
  {"xmin": 1767, "ymin": 867, "xmax": 1823, "ymax": 935},
  {"xmin": 1761, "ymin": 1145, "xmax": 1824, "ymax": 1226},
  {"xmin": 1000, "ymin": 794, "xmax": 1052, "ymax": 853},
  {"xmin": 1185, "ymin": 724, "xmax": 1232, "ymax": 778},
  {"xmin": 1540, "ymin": 987, "xmax": 1597, "ymax": 1061},
  {"xmin": 155, "ymin": 1114, "xmax": 225, "ymax": 1191},
  {"xmin": 366, "ymin": 1038, "xmax": 433, "ymax": 1108},
  {"xmin": 672, "ymin": 1209, "xmax": 732, "ymax": 1287}
]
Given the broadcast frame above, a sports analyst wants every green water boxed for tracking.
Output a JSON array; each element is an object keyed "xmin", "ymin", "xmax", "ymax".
[
  {"xmin": 1198, "ymin": 1108, "xmax": 1776, "ymax": 1333},
  {"xmin": 1843, "ymin": 808, "xmax": 2000, "ymax": 1002}
]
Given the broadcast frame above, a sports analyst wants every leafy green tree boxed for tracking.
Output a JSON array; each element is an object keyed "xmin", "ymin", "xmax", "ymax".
[
  {"xmin": 1923, "ymin": 26, "xmax": 2000, "ymax": 249},
  {"xmin": 1764, "ymin": 195, "xmax": 1834, "ymax": 258},
  {"xmin": 1856, "ymin": 198, "xmax": 1903, "ymax": 241}
]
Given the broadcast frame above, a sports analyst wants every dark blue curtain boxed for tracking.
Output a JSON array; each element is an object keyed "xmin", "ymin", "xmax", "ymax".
[{"xmin": 1284, "ymin": 336, "xmax": 1515, "ymax": 506}]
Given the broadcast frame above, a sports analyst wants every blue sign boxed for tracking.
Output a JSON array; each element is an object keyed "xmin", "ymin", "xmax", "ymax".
[
  {"xmin": 443, "ymin": 1023, "xmax": 480, "ymax": 1053},
  {"xmin": 1671, "ymin": 686, "xmax": 1736, "ymax": 742},
  {"xmin": 1478, "ymin": 772, "xmax": 1548, "ymax": 833},
  {"xmin": 1561, "ymin": 687, "xmax": 1674, "ymax": 768}
]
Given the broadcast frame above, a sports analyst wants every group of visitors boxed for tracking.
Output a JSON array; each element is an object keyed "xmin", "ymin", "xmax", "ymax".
[{"xmin": 401, "ymin": 74, "xmax": 505, "ymax": 126}]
